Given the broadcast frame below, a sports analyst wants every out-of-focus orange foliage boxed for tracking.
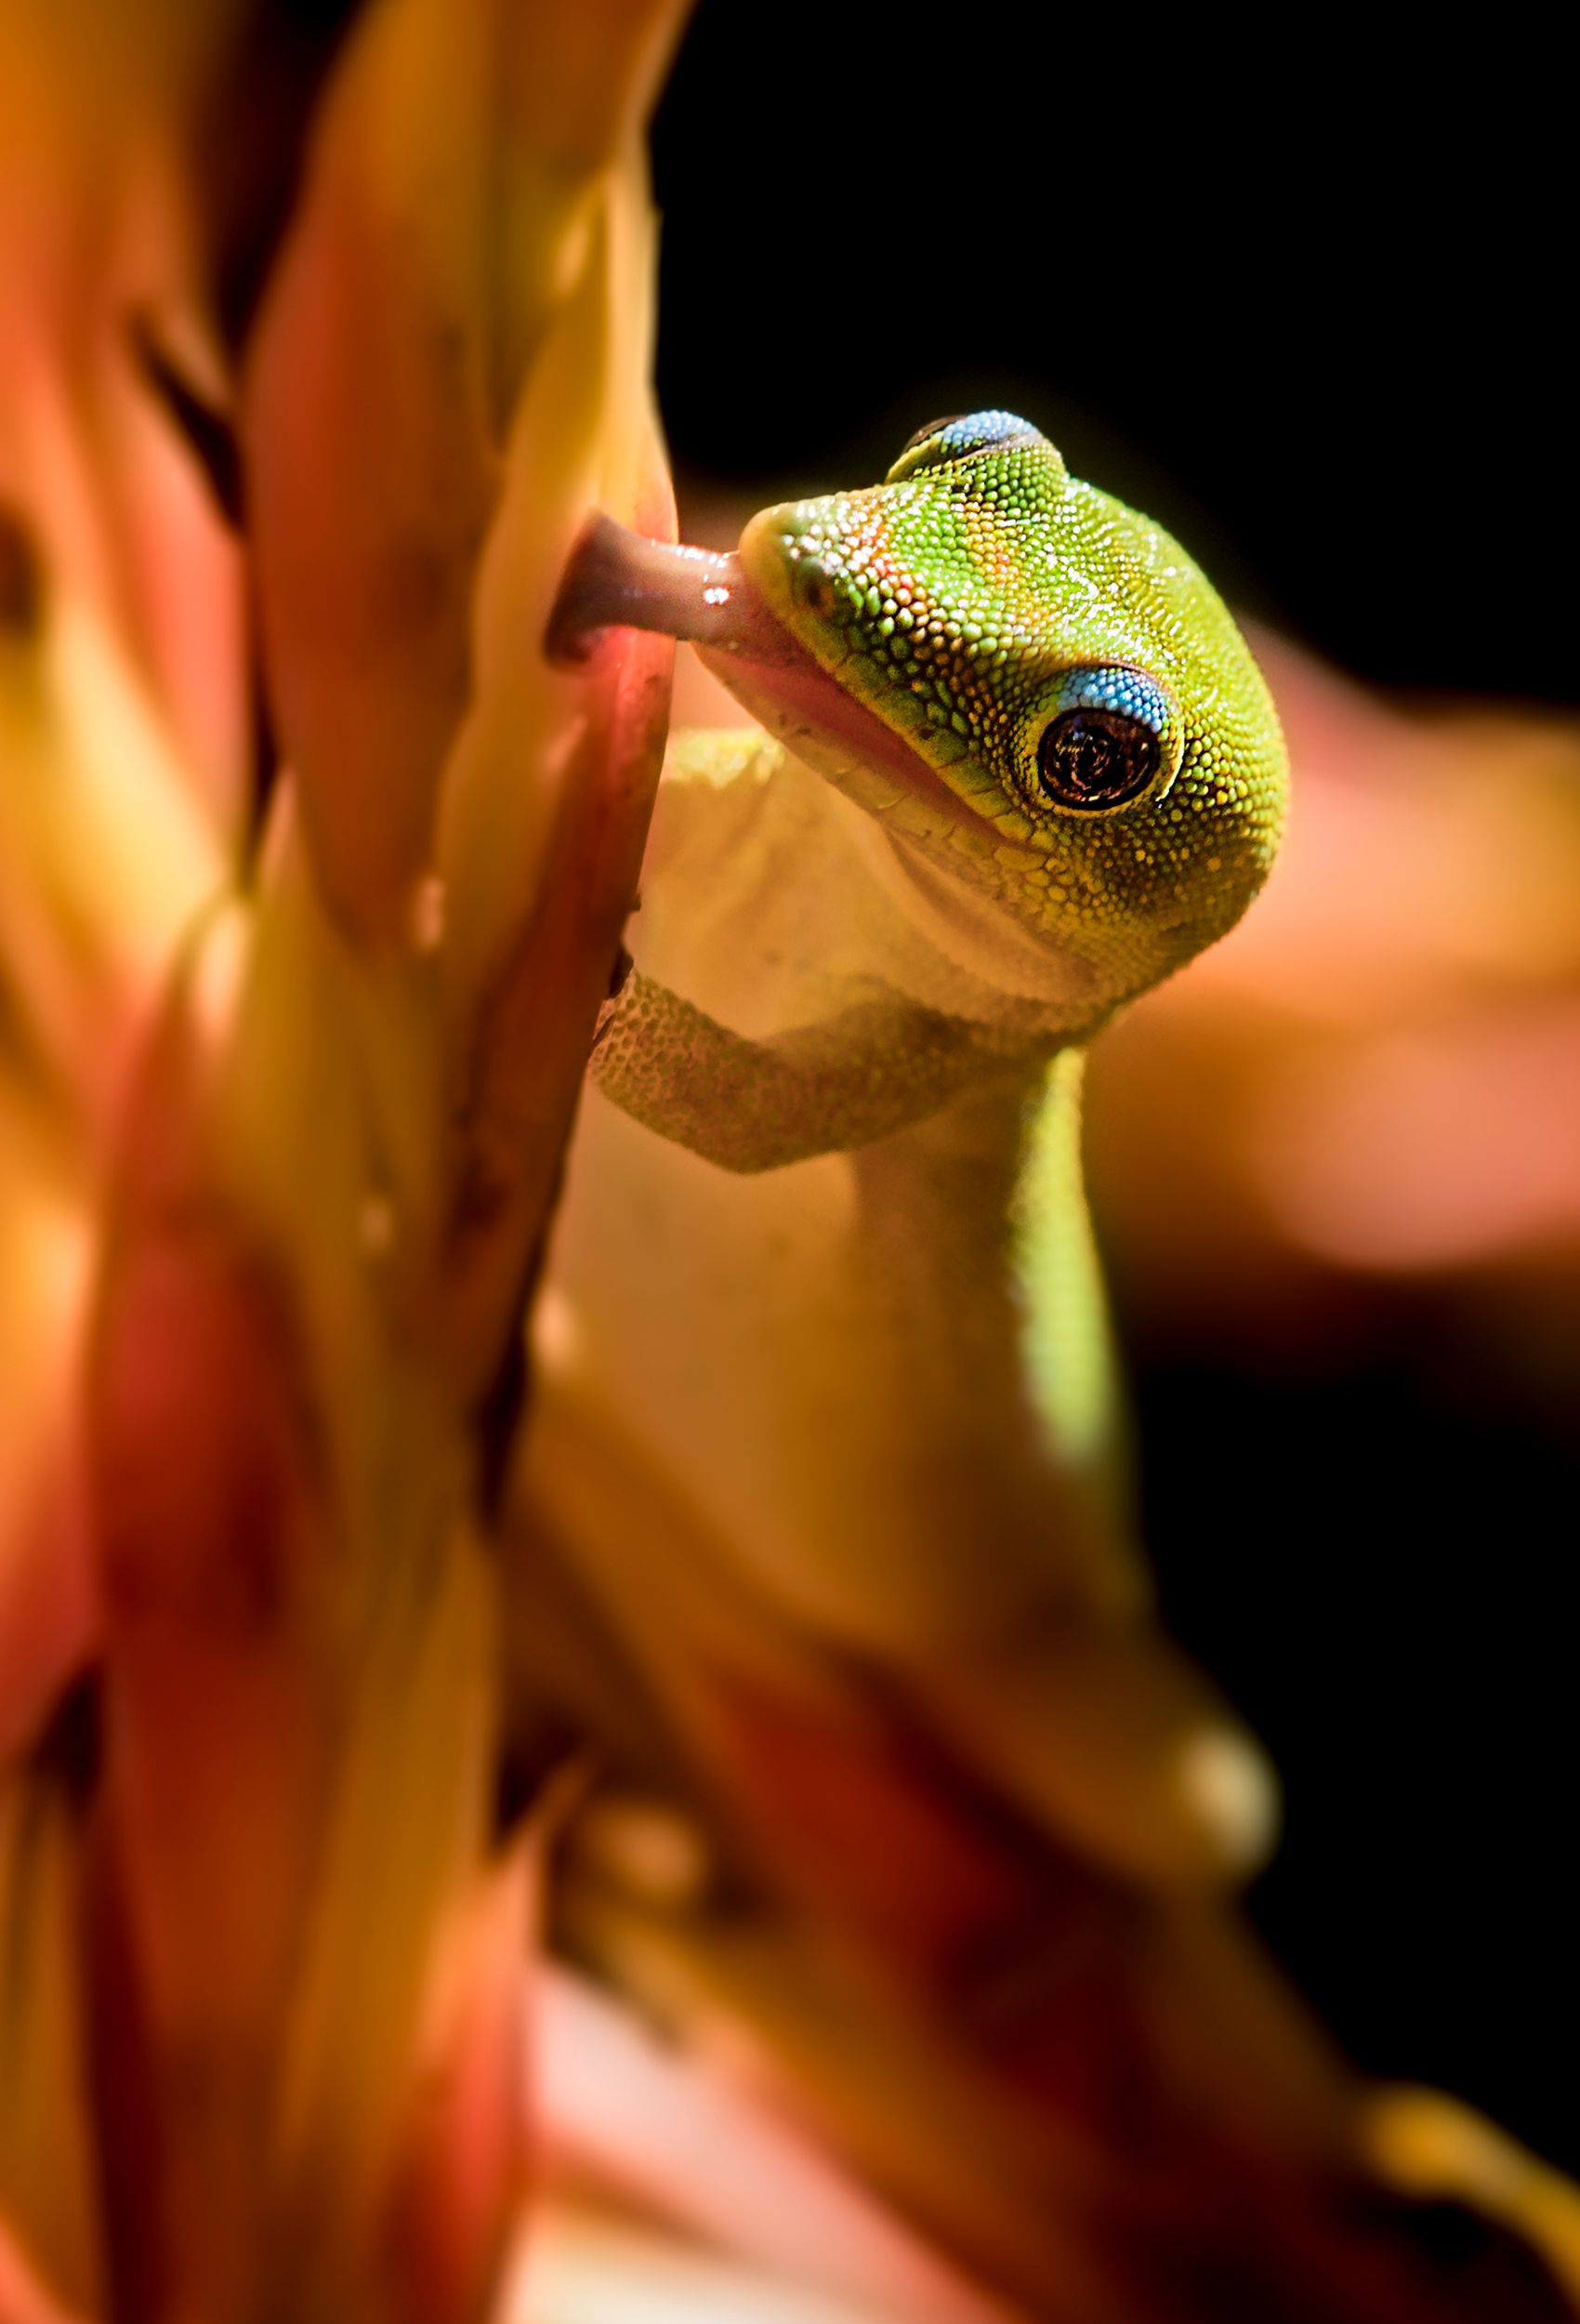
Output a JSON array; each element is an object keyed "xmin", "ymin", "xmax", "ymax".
[{"xmin": 1086, "ymin": 631, "xmax": 1580, "ymax": 1361}]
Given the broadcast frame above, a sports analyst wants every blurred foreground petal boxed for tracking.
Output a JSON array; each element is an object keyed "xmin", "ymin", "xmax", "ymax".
[
  {"xmin": 1, "ymin": 0, "xmax": 684, "ymax": 2313},
  {"xmin": 510, "ymin": 2206, "xmax": 979, "ymax": 2324},
  {"xmin": 0, "ymin": 1090, "xmax": 94, "ymax": 1761},
  {"xmin": 0, "ymin": 546, "xmax": 224, "ymax": 1141},
  {"xmin": 0, "ymin": 1741, "xmax": 100, "ymax": 2316},
  {"xmin": 536, "ymin": 1967, "xmax": 1010, "ymax": 2324},
  {"xmin": 0, "ymin": 2, "xmax": 250, "ymax": 823},
  {"xmin": 1366, "ymin": 2092, "xmax": 1580, "ymax": 2304},
  {"xmin": 1, "ymin": 524, "xmax": 226, "ymax": 1763},
  {"xmin": 0, "ymin": 2210, "xmax": 87, "ymax": 2324}
]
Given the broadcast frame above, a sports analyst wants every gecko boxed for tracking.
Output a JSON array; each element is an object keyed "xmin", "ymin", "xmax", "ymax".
[{"xmin": 527, "ymin": 410, "xmax": 1288, "ymax": 1889}]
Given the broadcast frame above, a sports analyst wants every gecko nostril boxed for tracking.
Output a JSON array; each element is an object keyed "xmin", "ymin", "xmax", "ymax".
[{"xmin": 784, "ymin": 549, "xmax": 837, "ymax": 619}]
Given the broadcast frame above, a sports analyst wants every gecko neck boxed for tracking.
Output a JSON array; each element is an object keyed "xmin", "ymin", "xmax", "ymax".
[{"xmin": 773, "ymin": 742, "xmax": 1110, "ymax": 1047}]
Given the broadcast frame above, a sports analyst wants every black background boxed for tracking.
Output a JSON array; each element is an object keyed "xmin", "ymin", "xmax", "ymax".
[
  {"xmin": 653, "ymin": 3, "xmax": 1579, "ymax": 2175},
  {"xmin": 652, "ymin": 8, "xmax": 1576, "ymax": 705}
]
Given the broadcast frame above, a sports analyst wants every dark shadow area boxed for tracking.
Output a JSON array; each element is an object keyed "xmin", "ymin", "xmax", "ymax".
[
  {"xmin": 653, "ymin": 1, "xmax": 1574, "ymax": 703},
  {"xmin": 1131, "ymin": 1340, "xmax": 1580, "ymax": 2177}
]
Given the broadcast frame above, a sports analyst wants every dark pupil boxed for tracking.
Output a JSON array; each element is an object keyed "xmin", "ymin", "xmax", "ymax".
[{"xmin": 1036, "ymin": 708, "xmax": 1160, "ymax": 809}]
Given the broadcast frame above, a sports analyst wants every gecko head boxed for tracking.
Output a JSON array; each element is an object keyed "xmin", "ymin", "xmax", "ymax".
[{"xmin": 702, "ymin": 411, "xmax": 1287, "ymax": 1026}]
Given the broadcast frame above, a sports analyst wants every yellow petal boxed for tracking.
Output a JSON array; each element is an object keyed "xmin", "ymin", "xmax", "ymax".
[{"xmin": 244, "ymin": 0, "xmax": 685, "ymax": 942}]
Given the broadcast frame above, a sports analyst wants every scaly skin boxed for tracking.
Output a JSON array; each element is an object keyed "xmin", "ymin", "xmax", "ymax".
[
  {"xmin": 721, "ymin": 407, "xmax": 1285, "ymax": 1017},
  {"xmin": 529, "ymin": 413, "xmax": 1291, "ymax": 1889}
]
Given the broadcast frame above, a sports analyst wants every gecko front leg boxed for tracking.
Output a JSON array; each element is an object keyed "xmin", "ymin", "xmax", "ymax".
[{"xmin": 591, "ymin": 968, "xmax": 1030, "ymax": 1173}]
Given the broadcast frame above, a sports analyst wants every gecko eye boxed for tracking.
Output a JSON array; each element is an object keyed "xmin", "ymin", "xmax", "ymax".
[
  {"xmin": 886, "ymin": 409, "xmax": 1043, "ymax": 482},
  {"xmin": 1036, "ymin": 711, "xmax": 1158, "ymax": 809},
  {"xmin": 1021, "ymin": 667, "xmax": 1180, "ymax": 815},
  {"xmin": 898, "ymin": 413, "xmax": 964, "ymax": 455}
]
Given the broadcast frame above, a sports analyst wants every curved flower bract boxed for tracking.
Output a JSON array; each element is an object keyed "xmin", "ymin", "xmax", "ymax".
[{"xmin": 3, "ymin": 0, "xmax": 680, "ymax": 2316}]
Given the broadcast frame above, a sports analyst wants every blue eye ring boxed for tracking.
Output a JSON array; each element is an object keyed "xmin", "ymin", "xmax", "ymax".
[
  {"xmin": 887, "ymin": 409, "xmax": 1043, "ymax": 482},
  {"xmin": 1022, "ymin": 666, "xmax": 1181, "ymax": 816}
]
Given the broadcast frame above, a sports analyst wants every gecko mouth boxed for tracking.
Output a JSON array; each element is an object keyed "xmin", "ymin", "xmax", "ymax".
[
  {"xmin": 691, "ymin": 627, "xmax": 993, "ymax": 846},
  {"xmin": 546, "ymin": 513, "xmax": 1006, "ymax": 851}
]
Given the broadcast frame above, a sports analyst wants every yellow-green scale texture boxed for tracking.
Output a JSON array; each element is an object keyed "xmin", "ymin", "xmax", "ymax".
[{"xmin": 737, "ymin": 415, "xmax": 1287, "ymax": 1009}]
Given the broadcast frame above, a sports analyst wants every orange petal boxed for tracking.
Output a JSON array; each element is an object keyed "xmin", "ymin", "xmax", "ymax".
[{"xmin": 244, "ymin": 0, "xmax": 685, "ymax": 942}]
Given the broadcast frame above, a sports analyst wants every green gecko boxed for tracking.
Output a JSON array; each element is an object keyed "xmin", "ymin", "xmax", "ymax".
[{"xmin": 527, "ymin": 410, "xmax": 1288, "ymax": 1888}]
